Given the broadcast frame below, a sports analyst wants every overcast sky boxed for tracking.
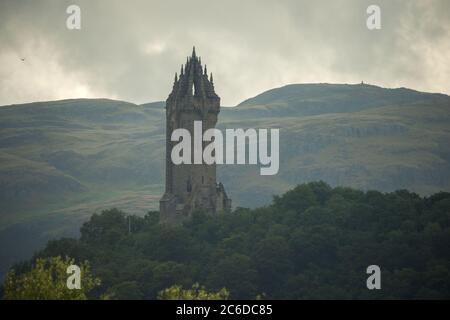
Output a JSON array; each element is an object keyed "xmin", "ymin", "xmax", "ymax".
[{"xmin": 0, "ymin": 0, "xmax": 449, "ymax": 106}]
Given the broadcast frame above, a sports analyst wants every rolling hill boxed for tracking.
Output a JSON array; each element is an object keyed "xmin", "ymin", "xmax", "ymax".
[{"xmin": 1, "ymin": 83, "xmax": 450, "ymax": 278}]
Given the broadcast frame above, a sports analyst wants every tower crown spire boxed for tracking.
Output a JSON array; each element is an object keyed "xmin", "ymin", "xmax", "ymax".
[{"xmin": 168, "ymin": 47, "xmax": 218, "ymax": 100}]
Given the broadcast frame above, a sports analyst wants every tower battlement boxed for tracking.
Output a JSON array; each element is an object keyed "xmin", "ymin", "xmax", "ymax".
[{"xmin": 168, "ymin": 47, "xmax": 219, "ymax": 102}]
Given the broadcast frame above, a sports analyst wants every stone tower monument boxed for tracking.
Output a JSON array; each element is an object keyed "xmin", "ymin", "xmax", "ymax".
[{"xmin": 160, "ymin": 47, "xmax": 231, "ymax": 222}]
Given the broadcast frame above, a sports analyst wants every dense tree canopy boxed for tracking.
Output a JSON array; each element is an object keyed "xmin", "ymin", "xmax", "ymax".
[
  {"xmin": 3, "ymin": 256, "xmax": 99, "ymax": 300},
  {"xmin": 3, "ymin": 182, "xmax": 450, "ymax": 299},
  {"xmin": 157, "ymin": 283, "xmax": 229, "ymax": 300}
]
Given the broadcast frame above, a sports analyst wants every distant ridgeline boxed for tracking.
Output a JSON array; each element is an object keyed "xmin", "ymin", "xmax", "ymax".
[{"xmin": 4, "ymin": 182, "xmax": 450, "ymax": 299}]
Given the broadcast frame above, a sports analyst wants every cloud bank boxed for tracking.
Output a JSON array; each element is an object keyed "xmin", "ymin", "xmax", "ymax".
[{"xmin": 0, "ymin": 0, "xmax": 449, "ymax": 106}]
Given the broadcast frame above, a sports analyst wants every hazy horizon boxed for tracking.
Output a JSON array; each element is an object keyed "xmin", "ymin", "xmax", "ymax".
[{"xmin": 1, "ymin": 81, "xmax": 448, "ymax": 108}]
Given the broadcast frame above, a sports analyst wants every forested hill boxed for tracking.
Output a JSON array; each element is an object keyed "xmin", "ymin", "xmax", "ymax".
[{"xmin": 5, "ymin": 182, "xmax": 450, "ymax": 299}]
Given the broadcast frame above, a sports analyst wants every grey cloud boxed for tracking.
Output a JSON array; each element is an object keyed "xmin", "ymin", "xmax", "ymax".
[{"xmin": 0, "ymin": 0, "xmax": 449, "ymax": 106}]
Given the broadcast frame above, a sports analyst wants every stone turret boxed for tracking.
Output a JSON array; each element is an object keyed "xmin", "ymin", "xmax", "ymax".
[{"xmin": 160, "ymin": 47, "xmax": 231, "ymax": 222}]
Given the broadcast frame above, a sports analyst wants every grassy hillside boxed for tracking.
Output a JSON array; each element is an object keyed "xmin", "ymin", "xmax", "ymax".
[
  {"xmin": 234, "ymin": 83, "xmax": 449, "ymax": 117},
  {"xmin": 1, "ymin": 83, "xmax": 450, "ymax": 278},
  {"xmin": 219, "ymin": 84, "xmax": 450, "ymax": 207},
  {"xmin": 0, "ymin": 98, "xmax": 164, "ymax": 218},
  {"xmin": 0, "ymin": 99, "xmax": 165, "ymax": 277}
]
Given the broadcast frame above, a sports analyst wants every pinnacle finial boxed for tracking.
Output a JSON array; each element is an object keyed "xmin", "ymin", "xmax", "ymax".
[
  {"xmin": 204, "ymin": 65, "xmax": 207, "ymax": 75},
  {"xmin": 174, "ymin": 72, "xmax": 178, "ymax": 82},
  {"xmin": 210, "ymin": 72, "xmax": 214, "ymax": 84},
  {"xmin": 192, "ymin": 46, "xmax": 196, "ymax": 57},
  {"xmin": 180, "ymin": 64, "xmax": 184, "ymax": 76}
]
